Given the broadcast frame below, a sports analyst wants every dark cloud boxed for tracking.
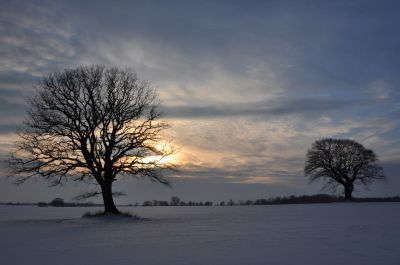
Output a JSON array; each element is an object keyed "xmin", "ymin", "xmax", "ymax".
[
  {"xmin": 162, "ymin": 97, "xmax": 367, "ymax": 119},
  {"xmin": 0, "ymin": 88, "xmax": 26, "ymax": 98},
  {"xmin": 0, "ymin": 124, "xmax": 23, "ymax": 134},
  {"xmin": 177, "ymin": 164, "xmax": 302, "ymax": 184},
  {"xmin": 0, "ymin": 98, "xmax": 27, "ymax": 122},
  {"xmin": 0, "ymin": 88, "xmax": 29, "ymax": 134},
  {"xmin": 54, "ymin": 0, "xmax": 400, "ymax": 94},
  {"xmin": 0, "ymin": 72, "xmax": 37, "ymax": 88}
]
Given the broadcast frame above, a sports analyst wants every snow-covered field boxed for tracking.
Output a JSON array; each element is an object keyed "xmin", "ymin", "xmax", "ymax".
[{"xmin": 0, "ymin": 203, "xmax": 399, "ymax": 265}]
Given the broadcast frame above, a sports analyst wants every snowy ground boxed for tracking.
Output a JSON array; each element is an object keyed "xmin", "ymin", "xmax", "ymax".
[{"xmin": 0, "ymin": 203, "xmax": 399, "ymax": 265}]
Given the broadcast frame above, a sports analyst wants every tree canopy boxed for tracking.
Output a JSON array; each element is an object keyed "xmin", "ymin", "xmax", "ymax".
[{"xmin": 304, "ymin": 138, "xmax": 385, "ymax": 200}]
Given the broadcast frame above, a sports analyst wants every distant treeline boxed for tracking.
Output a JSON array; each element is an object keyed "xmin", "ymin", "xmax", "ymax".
[
  {"xmin": 36, "ymin": 198, "xmax": 101, "ymax": 207},
  {"xmin": 136, "ymin": 194, "xmax": 400, "ymax": 207},
  {"xmin": 230, "ymin": 194, "xmax": 400, "ymax": 205},
  {"xmin": 1, "ymin": 194, "xmax": 400, "ymax": 207},
  {"xmin": 0, "ymin": 201, "xmax": 100, "ymax": 207},
  {"xmin": 140, "ymin": 196, "xmax": 213, "ymax": 207}
]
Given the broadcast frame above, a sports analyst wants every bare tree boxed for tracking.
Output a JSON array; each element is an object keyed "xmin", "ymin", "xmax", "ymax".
[
  {"xmin": 305, "ymin": 138, "xmax": 385, "ymax": 200},
  {"xmin": 10, "ymin": 66, "xmax": 176, "ymax": 214},
  {"xmin": 170, "ymin": 196, "xmax": 180, "ymax": 206}
]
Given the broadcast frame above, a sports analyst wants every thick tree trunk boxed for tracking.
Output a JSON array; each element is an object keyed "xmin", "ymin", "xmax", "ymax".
[
  {"xmin": 101, "ymin": 182, "xmax": 120, "ymax": 214},
  {"xmin": 344, "ymin": 184, "xmax": 354, "ymax": 201}
]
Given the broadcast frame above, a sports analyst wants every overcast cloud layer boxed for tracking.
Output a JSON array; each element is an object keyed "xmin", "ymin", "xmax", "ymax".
[{"xmin": 0, "ymin": 0, "xmax": 399, "ymax": 203}]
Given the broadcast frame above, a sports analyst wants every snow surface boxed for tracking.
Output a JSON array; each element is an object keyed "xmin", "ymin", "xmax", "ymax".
[{"xmin": 0, "ymin": 203, "xmax": 399, "ymax": 265}]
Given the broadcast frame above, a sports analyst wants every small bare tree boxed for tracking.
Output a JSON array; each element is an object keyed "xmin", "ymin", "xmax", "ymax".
[
  {"xmin": 10, "ymin": 65, "xmax": 176, "ymax": 214},
  {"xmin": 305, "ymin": 138, "xmax": 385, "ymax": 200}
]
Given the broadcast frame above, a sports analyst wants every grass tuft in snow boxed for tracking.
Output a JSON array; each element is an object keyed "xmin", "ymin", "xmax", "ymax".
[{"xmin": 82, "ymin": 210, "xmax": 140, "ymax": 219}]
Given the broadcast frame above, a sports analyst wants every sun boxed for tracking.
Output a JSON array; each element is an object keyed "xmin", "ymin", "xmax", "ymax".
[
  {"xmin": 136, "ymin": 141, "xmax": 180, "ymax": 167},
  {"xmin": 142, "ymin": 153, "xmax": 178, "ymax": 166}
]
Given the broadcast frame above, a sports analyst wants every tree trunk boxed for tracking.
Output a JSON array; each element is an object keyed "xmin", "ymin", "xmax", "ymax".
[
  {"xmin": 101, "ymin": 182, "xmax": 120, "ymax": 214},
  {"xmin": 344, "ymin": 184, "xmax": 353, "ymax": 201}
]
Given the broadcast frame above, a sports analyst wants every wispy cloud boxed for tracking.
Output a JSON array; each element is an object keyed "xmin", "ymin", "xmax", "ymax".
[{"xmin": 366, "ymin": 80, "xmax": 391, "ymax": 100}]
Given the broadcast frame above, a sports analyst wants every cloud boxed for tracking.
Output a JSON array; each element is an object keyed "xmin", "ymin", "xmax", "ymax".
[
  {"xmin": 176, "ymin": 163, "xmax": 303, "ymax": 186},
  {"xmin": 167, "ymin": 115, "xmax": 398, "ymax": 188},
  {"xmin": 162, "ymin": 97, "xmax": 367, "ymax": 119},
  {"xmin": 0, "ymin": 0, "xmax": 399, "ymax": 201},
  {"xmin": 0, "ymin": 88, "xmax": 29, "ymax": 134},
  {"xmin": 0, "ymin": 1, "xmax": 80, "ymax": 76},
  {"xmin": 366, "ymin": 80, "xmax": 391, "ymax": 100}
]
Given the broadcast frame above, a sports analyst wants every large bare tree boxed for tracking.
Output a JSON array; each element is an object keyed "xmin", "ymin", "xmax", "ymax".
[
  {"xmin": 305, "ymin": 138, "xmax": 385, "ymax": 200},
  {"xmin": 10, "ymin": 66, "xmax": 176, "ymax": 214}
]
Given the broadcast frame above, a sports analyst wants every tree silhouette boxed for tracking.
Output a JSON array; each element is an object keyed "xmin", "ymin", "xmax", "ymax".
[
  {"xmin": 10, "ymin": 65, "xmax": 176, "ymax": 214},
  {"xmin": 305, "ymin": 138, "xmax": 385, "ymax": 200},
  {"xmin": 170, "ymin": 196, "xmax": 180, "ymax": 206}
]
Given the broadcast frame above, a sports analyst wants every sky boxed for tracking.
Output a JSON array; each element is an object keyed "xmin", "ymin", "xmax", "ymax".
[{"xmin": 0, "ymin": 0, "xmax": 399, "ymax": 203}]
